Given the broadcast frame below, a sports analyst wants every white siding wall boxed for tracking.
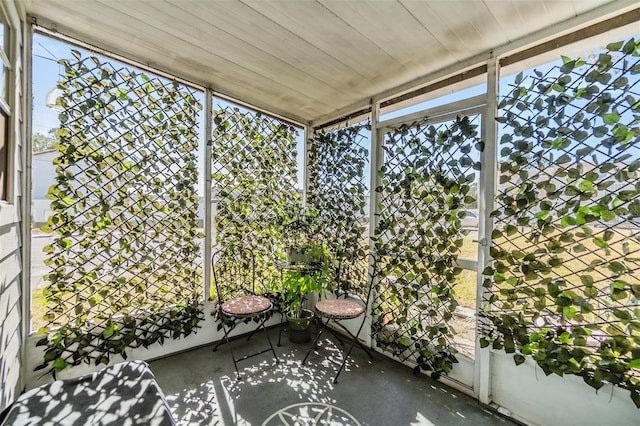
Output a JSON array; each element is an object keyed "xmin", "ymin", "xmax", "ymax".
[
  {"xmin": 0, "ymin": 0, "xmax": 24, "ymax": 413},
  {"xmin": 0, "ymin": 220, "xmax": 22, "ymax": 412},
  {"xmin": 491, "ymin": 351, "xmax": 638, "ymax": 426}
]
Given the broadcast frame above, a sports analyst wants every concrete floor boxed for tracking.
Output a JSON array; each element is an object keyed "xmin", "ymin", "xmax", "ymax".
[{"xmin": 150, "ymin": 327, "xmax": 517, "ymax": 426}]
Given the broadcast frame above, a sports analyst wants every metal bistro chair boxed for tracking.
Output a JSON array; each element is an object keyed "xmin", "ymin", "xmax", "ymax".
[
  {"xmin": 211, "ymin": 246, "xmax": 279, "ymax": 380},
  {"xmin": 302, "ymin": 254, "xmax": 377, "ymax": 383}
]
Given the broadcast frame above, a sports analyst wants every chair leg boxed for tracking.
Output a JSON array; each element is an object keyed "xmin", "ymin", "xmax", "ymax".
[
  {"xmin": 301, "ymin": 317, "xmax": 328, "ymax": 365},
  {"xmin": 333, "ymin": 340, "xmax": 357, "ymax": 384},
  {"xmin": 221, "ymin": 325, "xmax": 242, "ymax": 381},
  {"xmin": 277, "ymin": 312, "xmax": 285, "ymax": 347},
  {"xmin": 311, "ymin": 316, "xmax": 375, "ymax": 384},
  {"xmin": 261, "ymin": 319, "xmax": 280, "ymax": 364},
  {"xmin": 212, "ymin": 317, "xmax": 235, "ymax": 352},
  {"xmin": 332, "ymin": 320, "xmax": 374, "ymax": 360},
  {"xmin": 213, "ymin": 313, "xmax": 280, "ymax": 380}
]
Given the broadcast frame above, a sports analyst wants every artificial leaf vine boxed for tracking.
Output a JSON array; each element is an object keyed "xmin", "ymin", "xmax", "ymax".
[
  {"xmin": 482, "ymin": 37, "xmax": 640, "ymax": 407},
  {"xmin": 210, "ymin": 106, "xmax": 301, "ymax": 293},
  {"xmin": 372, "ymin": 115, "xmax": 481, "ymax": 377},
  {"xmin": 307, "ymin": 122, "xmax": 370, "ymax": 296},
  {"xmin": 38, "ymin": 51, "xmax": 204, "ymax": 373}
]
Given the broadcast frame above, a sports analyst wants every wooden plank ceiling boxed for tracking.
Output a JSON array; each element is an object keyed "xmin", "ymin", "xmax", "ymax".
[{"xmin": 25, "ymin": 0, "xmax": 622, "ymax": 124}]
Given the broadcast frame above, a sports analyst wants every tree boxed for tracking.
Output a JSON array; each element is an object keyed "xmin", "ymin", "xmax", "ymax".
[{"xmin": 32, "ymin": 128, "xmax": 57, "ymax": 152}]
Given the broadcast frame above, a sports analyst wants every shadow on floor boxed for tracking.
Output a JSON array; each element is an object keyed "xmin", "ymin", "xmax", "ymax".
[{"xmin": 150, "ymin": 328, "xmax": 515, "ymax": 426}]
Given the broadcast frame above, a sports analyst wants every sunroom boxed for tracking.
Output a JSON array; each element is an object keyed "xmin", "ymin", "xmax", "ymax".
[{"xmin": 1, "ymin": 0, "xmax": 640, "ymax": 424}]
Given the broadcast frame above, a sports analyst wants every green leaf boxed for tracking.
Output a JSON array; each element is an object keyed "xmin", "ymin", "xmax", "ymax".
[
  {"xmin": 613, "ymin": 76, "xmax": 628, "ymax": 89},
  {"xmin": 583, "ymin": 374, "xmax": 604, "ymax": 390},
  {"xmin": 561, "ymin": 216, "xmax": 576, "ymax": 227},
  {"xmin": 559, "ymin": 332, "xmax": 572, "ymax": 344},
  {"xmin": 563, "ymin": 306, "xmax": 577, "ymax": 320},
  {"xmin": 103, "ymin": 324, "xmax": 117, "ymax": 338},
  {"xmin": 602, "ymin": 112, "xmax": 620, "ymax": 125},
  {"xmin": 606, "ymin": 41, "xmax": 624, "ymax": 51},
  {"xmin": 608, "ymin": 261, "xmax": 627, "ymax": 274},
  {"xmin": 560, "ymin": 60, "xmax": 575, "ymax": 73},
  {"xmin": 580, "ymin": 275, "xmax": 593, "ymax": 287},
  {"xmin": 612, "ymin": 309, "xmax": 631, "ymax": 322},
  {"xmin": 632, "ymin": 390, "xmax": 640, "ymax": 409},
  {"xmin": 514, "ymin": 354, "xmax": 525, "ymax": 365},
  {"xmin": 592, "ymin": 126, "xmax": 608, "ymax": 138},
  {"xmin": 52, "ymin": 358, "xmax": 68, "ymax": 372},
  {"xmin": 622, "ymin": 39, "xmax": 636, "ymax": 55},
  {"xmin": 515, "ymin": 72, "xmax": 524, "ymax": 84},
  {"xmin": 593, "ymin": 237, "xmax": 607, "ymax": 249}
]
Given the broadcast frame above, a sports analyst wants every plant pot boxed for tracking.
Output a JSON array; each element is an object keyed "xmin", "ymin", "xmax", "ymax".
[{"xmin": 286, "ymin": 309, "xmax": 314, "ymax": 343}]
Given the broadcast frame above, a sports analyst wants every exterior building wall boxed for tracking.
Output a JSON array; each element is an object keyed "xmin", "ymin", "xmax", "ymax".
[
  {"xmin": 0, "ymin": 0, "xmax": 25, "ymax": 413},
  {"xmin": 30, "ymin": 150, "xmax": 55, "ymax": 224}
]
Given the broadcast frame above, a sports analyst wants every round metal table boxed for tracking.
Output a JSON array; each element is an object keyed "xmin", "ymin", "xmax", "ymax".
[{"xmin": 262, "ymin": 402, "xmax": 361, "ymax": 426}]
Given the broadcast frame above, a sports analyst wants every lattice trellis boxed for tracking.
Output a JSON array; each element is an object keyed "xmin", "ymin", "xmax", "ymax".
[
  {"xmin": 483, "ymin": 37, "xmax": 640, "ymax": 406},
  {"xmin": 372, "ymin": 115, "xmax": 481, "ymax": 376},
  {"xmin": 211, "ymin": 106, "xmax": 301, "ymax": 294},
  {"xmin": 38, "ymin": 50, "xmax": 204, "ymax": 372},
  {"xmin": 308, "ymin": 122, "xmax": 370, "ymax": 296}
]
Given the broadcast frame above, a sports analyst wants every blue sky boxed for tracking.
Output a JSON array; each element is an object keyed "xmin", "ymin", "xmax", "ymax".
[{"xmin": 32, "ymin": 34, "xmax": 66, "ymax": 135}]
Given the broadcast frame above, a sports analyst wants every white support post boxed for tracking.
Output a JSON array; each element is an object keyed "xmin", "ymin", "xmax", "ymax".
[
  {"xmin": 303, "ymin": 124, "xmax": 310, "ymax": 206},
  {"xmin": 368, "ymin": 100, "xmax": 382, "ymax": 248},
  {"xmin": 22, "ymin": 16, "xmax": 34, "ymax": 386},
  {"xmin": 476, "ymin": 55, "xmax": 499, "ymax": 404},
  {"xmin": 366, "ymin": 99, "xmax": 382, "ymax": 348},
  {"xmin": 203, "ymin": 89, "xmax": 213, "ymax": 302}
]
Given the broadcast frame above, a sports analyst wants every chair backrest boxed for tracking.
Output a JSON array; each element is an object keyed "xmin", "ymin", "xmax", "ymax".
[
  {"xmin": 334, "ymin": 252, "xmax": 378, "ymax": 308},
  {"xmin": 211, "ymin": 246, "xmax": 256, "ymax": 304},
  {"xmin": 363, "ymin": 253, "xmax": 379, "ymax": 309}
]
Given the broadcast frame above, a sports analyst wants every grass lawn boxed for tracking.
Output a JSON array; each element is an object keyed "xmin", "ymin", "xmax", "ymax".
[
  {"xmin": 452, "ymin": 226, "xmax": 640, "ymax": 310},
  {"xmin": 31, "ymin": 288, "xmax": 47, "ymax": 334},
  {"xmin": 455, "ymin": 235, "xmax": 480, "ymax": 309},
  {"xmin": 492, "ymin": 227, "xmax": 640, "ymax": 288},
  {"xmin": 453, "ymin": 267, "xmax": 477, "ymax": 309}
]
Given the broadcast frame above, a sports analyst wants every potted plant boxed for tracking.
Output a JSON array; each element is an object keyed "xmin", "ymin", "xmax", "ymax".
[
  {"xmin": 273, "ymin": 204, "xmax": 325, "ymax": 266},
  {"xmin": 277, "ymin": 266, "xmax": 327, "ymax": 343},
  {"xmin": 271, "ymin": 203, "xmax": 333, "ymax": 342}
]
